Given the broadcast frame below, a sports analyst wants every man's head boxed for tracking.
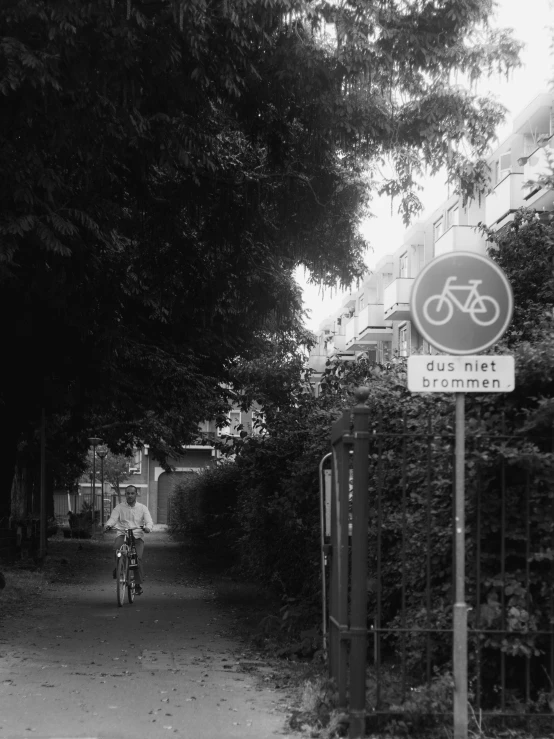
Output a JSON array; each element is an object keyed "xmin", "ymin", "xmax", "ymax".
[{"xmin": 125, "ymin": 485, "xmax": 138, "ymax": 505}]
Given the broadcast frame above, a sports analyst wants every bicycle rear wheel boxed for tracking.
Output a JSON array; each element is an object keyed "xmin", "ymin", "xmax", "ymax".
[
  {"xmin": 470, "ymin": 295, "xmax": 500, "ymax": 326},
  {"xmin": 423, "ymin": 294, "xmax": 453, "ymax": 325},
  {"xmin": 116, "ymin": 555, "xmax": 127, "ymax": 607}
]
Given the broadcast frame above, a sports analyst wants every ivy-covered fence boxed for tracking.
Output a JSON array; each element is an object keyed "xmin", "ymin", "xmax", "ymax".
[
  {"xmin": 363, "ymin": 407, "xmax": 554, "ymax": 730},
  {"xmin": 165, "ymin": 329, "xmax": 554, "ymax": 731}
]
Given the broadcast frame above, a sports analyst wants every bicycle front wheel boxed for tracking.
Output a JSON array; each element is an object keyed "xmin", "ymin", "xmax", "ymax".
[
  {"xmin": 128, "ymin": 571, "xmax": 135, "ymax": 605},
  {"xmin": 116, "ymin": 555, "xmax": 127, "ymax": 607},
  {"xmin": 423, "ymin": 295, "xmax": 453, "ymax": 326}
]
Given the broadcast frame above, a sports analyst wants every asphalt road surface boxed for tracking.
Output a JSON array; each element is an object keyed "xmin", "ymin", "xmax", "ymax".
[{"xmin": 0, "ymin": 531, "xmax": 296, "ymax": 739}]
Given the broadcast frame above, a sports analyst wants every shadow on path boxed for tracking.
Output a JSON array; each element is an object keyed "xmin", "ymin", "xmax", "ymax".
[{"xmin": 0, "ymin": 531, "xmax": 297, "ymax": 739}]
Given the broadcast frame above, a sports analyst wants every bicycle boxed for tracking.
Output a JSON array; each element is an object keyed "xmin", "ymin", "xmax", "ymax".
[
  {"xmin": 106, "ymin": 526, "xmax": 143, "ymax": 607},
  {"xmin": 423, "ymin": 276, "xmax": 500, "ymax": 326}
]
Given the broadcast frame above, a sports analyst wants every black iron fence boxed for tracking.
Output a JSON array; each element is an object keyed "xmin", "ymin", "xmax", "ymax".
[{"xmin": 327, "ymin": 398, "xmax": 554, "ymax": 734}]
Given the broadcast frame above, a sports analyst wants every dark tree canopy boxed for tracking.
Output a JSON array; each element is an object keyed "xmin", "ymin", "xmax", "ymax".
[{"xmin": 0, "ymin": 0, "xmax": 520, "ymax": 509}]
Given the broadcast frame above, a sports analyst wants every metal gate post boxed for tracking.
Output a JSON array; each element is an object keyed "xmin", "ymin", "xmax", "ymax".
[
  {"xmin": 349, "ymin": 388, "xmax": 371, "ymax": 738},
  {"xmin": 319, "ymin": 452, "xmax": 332, "ymax": 662},
  {"xmin": 329, "ymin": 412, "xmax": 353, "ymax": 707}
]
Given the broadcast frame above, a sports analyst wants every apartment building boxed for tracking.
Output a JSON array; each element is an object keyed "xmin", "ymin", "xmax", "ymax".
[{"xmin": 308, "ymin": 91, "xmax": 554, "ymax": 375}]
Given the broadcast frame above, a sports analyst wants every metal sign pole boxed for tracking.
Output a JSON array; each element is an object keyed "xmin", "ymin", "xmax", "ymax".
[
  {"xmin": 408, "ymin": 253, "xmax": 513, "ymax": 738},
  {"xmin": 453, "ymin": 392, "xmax": 468, "ymax": 739}
]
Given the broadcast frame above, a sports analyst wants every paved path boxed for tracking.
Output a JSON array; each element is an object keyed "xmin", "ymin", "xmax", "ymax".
[{"xmin": 0, "ymin": 532, "xmax": 295, "ymax": 739}]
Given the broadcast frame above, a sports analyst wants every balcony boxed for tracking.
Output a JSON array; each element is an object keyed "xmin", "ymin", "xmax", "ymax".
[
  {"xmin": 344, "ymin": 306, "xmax": 392, "ymax": 351},
  {"xmin": 383, "ymin": 278, "xmax": 414, "ymax": 321},
  {"xmin": 308, "ymin": 353, "xmax": 329, "ymax": 373},
  {"xmin": 523, "ymin": 141, "xmax": 554, "ymax": 212},
  {"xmin": 357, "ymin": 305, "xmax": 392, "ymax": 341},
  {"xmin": 369, "ymin": 256, "xmax": 394, "ymax": 284},
  {"xmin": 327, "ymin": 334, "xmax": 349, "ymax": 355},
  {"xmin": 485, "ymin": 172, "xmax": 525, "ymax": 227},
  {"xmin": 434, "ymin": 225, "xmax": 486, "ymax": 257},
  {"xmin": 512, "ymin": 93, "xmax": 553, "ymax": 135},
  {"xmin": 345, "ymin": 315, "xmax": 357, "ymax": 345}
]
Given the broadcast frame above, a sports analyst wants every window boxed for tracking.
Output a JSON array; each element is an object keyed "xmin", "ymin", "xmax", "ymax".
[
  {"xmin": 496, "ymin": 151, "xmax": 511, "ymax": 184},
  {"xmin": 129, "ymin": 449, "xmax": 142, "ymax": 475},
  {"xmin": 446, "ymin": 206, "xmax": 459, "ymax": 228},
  {"xmin": 229, "ymin": 410, "xmax": 241, "ymax": 434},
  {"xmin": 399, "ymin": 252, "xmax": 408, "ymax": 278},
  {"xmin": 252, "ymin": 410, "xmax": 266, "ymax": 434},
  {"xmin": 399, "ymin": 325, "xmax": 409, "ymax": 357},
  {"xmin": 217, "ymin": 410, "xmax": 242, "ymax": 436},
  {"xmin": 433, "ymin": 218, "xmax": 444, "ymax": 243},
  {"xmin": 359, "ymin": 295, "xmax": 365, "ymax": 311}
]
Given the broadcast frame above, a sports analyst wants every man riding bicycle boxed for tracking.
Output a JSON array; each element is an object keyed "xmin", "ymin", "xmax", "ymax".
[{"xmin": 105, "ymin": 484, "xmax": 153, "ymax": 595}]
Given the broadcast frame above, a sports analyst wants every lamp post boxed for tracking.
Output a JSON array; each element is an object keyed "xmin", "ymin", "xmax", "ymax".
[
  {"xmin": 87, "ymin": 437, "xmax": 102, "ymax": 528},
  {"xmin": 96, "ymin": 446, "xmax": 108, "ymax": 528}
]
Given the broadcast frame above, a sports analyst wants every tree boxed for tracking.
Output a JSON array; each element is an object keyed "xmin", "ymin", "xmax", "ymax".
[
  {"xmin": 85, "ymin": 451, "xmax": 132, "ymax": 503},
  {"xmin": 0, "ymin": 0, "xmax": 521, "ymax": 517},
  {"xmin": 484, "ymin": 209, "xmax": 554, "ymax": 343}
]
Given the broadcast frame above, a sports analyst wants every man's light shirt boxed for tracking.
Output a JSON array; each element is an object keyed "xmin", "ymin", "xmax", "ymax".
[{"xmin": 106, "ymin": 502, "xmax": 153, "ymax": 539}]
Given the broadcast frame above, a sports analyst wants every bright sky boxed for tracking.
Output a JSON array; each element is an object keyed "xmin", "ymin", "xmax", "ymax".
[{"xmin": 298, "ymin": 0, "xmax": 554, "ymax": 331}]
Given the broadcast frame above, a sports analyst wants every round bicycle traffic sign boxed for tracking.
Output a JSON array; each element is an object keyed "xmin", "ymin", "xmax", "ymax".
[{"xmin": 410, "ymin": 252, "xmax": 513, "ymax": 354}]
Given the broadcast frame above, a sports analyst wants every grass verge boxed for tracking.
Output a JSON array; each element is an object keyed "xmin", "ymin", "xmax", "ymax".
[
  {"xmin": 0, "ymin": 568, "xmax": 49, "ymax": 621},
  {"xmin": 0, "ymin": 533, "xmax": 105, "ymax": 621}
]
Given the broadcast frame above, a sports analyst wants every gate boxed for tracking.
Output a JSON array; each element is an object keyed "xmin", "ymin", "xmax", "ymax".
[{"xmin": 325, "ymin": 389, "xmax": 554, "ymax": 737}]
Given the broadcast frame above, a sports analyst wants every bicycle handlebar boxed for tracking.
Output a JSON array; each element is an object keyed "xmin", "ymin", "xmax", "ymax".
[{"xmin": 105, "ymin": 525, "xmax": 149, "ymax": 533}]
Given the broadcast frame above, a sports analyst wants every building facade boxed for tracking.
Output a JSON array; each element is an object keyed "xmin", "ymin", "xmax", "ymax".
[
  {"xmin": 308, "ymin": 92, "xmax": 554, "ymax": 379},
  {"xmin": 55, "ymin": 408, "xmax": 259, "ymax": 526}
]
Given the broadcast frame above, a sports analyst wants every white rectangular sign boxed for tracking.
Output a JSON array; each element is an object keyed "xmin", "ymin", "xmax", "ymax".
[{"xmin": 408, "ymin": 355, "xmax": 515, "ymax": 393}]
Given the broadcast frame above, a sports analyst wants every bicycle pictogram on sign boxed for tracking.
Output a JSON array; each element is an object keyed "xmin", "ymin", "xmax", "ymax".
[
  {"xmin": 423, "ymin": 277, "xmax": 500, "ymax": 327},
  {"xmin": 410, "ymin": 252, "xmax": 513, "ymax": 355}
]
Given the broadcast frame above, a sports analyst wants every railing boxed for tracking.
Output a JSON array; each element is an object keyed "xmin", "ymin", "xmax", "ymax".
[
  {"xmin": 484, "ymin": 173, "xmax": 525, "ymax": 227},
  {"xmin": 383, "ymin": 278, "xmax": 414, "ymax": 321},
  {"xmin": 523, "ymin": 136, "xmax": 554, "ymax": 185},
  {"xmin": 327, "ymin": 334, "xmax": 348, "ymax": 353},
  {"xmin": 325, "ymin": 399, "xmax": 554, "ymax": 735},
  {"xmin": 345, "ymin": 315, "xmax": 358, "ymax": 344},
  {"xmin": 523, "ymin": 138, "xmax": 554, "ymax": 207},
  {"xmin": 434, "ymin": 225, "xmax": 486, "ymax": 258}
]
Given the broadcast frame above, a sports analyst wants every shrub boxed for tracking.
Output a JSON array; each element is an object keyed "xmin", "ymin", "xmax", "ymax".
[{"xmin": 168, "ymin": 462, "xmax": 242, "ymax": 544}]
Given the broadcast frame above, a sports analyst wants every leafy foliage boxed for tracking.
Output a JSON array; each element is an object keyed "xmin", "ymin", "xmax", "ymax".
[
  {"xmin": 84, "ymin": 450, "xmax": 132, "ymax": 501},
  {"xmin": 171, "ymin": 325, "xmax": 554, "ymax": 710},
  {"xmin": 168, "ymin": 462, "xmax": 244, "ymax": 568},
  {"xmin": 169, "ymin": 462, "xmax": 242, "ymax": 539},
  {"xmin": 0, "ymin": 0, "xmax": 520, "ymax": 516},
  {"xmin": 483, "ymin": 209, "xmax": 554, "ymax": 343}
]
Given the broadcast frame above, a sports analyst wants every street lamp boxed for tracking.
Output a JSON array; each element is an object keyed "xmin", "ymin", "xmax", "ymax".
[
  {"xmin": 87, "ymin": 437, "xmax": 102, "ymax": 528},
  {"xmin": 96, "ymin": 445, "xmax": 108, "ymax": 529}
]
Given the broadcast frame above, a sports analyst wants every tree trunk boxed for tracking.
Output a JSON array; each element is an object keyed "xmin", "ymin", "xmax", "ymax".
[
  {"xmin": 0, "ymin": 417, "xmax": 21, "ymax": 522},
  {"xmin": 10, "ymin": 465, "xmax": 30, "ymax": 522}
]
